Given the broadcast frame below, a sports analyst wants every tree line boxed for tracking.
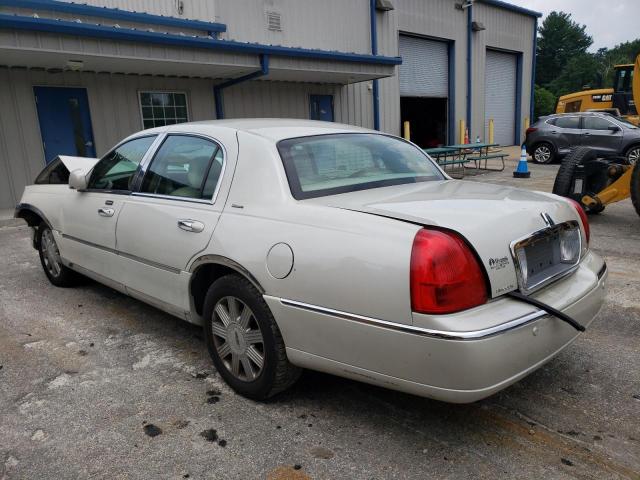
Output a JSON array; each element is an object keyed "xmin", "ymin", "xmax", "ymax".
[{"xmin": 534, "ymin": 11, "xmax": 640, "ymax": 119}]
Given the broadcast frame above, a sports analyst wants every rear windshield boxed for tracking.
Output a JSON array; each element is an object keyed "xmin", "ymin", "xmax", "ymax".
[{"xmin": 277, "ymin": 133, "xmax": 444, "ymax": 199}]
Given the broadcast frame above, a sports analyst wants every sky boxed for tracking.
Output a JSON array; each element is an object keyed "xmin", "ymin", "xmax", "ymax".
[{"xmin": 506, "ymin": 0, "xmax": 639, "ymax": 51}]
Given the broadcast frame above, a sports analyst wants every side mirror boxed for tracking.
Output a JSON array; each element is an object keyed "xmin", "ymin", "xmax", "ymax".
[
  {"xmin": 68, "ymin": 169, "xmax": 88, "ymax": 190},
  {"xmin": 608, "ymin": 125, "xmax": 621, "ymax": 132}
]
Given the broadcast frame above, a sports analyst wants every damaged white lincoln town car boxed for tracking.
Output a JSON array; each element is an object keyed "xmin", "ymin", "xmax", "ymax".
[{"xmin": 15, "ymin": 119, "xmax": 607, "ymax": 402}]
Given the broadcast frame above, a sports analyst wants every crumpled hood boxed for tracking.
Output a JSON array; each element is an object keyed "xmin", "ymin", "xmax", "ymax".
[
  {"xmin": 306, "ymin": 180, "xmax": 581, "ymax": 297},
  {"xmin": 58, "ymin": 155, "xmax": 99, "ymax": 176}
]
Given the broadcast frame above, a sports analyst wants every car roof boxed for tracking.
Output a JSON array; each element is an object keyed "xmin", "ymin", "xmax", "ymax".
[
  {"xmin": 138, "ymin": 118, "xmax": 374, "ymax": 142},
  {"xmin": 546, "ymin": 111, "xmax": 611, "ymax": 119}
]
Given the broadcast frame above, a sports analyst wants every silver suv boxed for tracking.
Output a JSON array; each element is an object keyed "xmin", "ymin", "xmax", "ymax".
[{"xmin": 525, "ymin": 112, "xmax": 640, "ymax": 164}]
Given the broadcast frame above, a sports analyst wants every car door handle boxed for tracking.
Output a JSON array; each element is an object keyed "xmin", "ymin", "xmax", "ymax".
[
  {"xmin": 178, "ymin": 219, "xmax": 205, "ymax": 233},
  {"xmin": 551, "ymin": 131, "xmax": 558, "ymax": 134},
  {"xmin": 583, "ymin": 132, "xmax": 591, "ymax": 136},
  {"xmin": 97, "ymin": 207, "xmax": 115, "ymax": 217}
]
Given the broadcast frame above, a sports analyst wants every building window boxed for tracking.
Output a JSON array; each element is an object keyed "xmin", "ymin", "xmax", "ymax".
[{"xmin": 139, "ymin": 92, "xmax": 189, "ymax": 129}]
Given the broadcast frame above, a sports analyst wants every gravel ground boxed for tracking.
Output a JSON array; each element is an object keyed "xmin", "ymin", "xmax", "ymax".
[{"xmin": 1, "ymin": 159, "xmax": 639, "ymax": 479}]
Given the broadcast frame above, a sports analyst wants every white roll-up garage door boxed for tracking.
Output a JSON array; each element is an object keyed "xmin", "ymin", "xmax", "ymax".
[
  {"xmin": 399, "ymin": 35, "xmax": 448, "ymax": 98},
  {"xmin": 485, "ymin": 50, "xmax": 517, "ymax": 145}
]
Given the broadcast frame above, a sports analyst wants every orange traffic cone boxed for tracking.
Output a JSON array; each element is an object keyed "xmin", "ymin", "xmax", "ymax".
[{"xmin": 464, "ymin": 128, "xmax": 469, "ymax": 144}]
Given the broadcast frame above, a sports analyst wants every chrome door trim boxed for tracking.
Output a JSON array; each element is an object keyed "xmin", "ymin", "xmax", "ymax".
[
  {"xmin": 129, "ymin": 133, "xmax": 168, "ymax": 192},
  {"xmin": 276, "ymin": 297, "xmax": 549, "ymax": 341},
  {"xmin": 61, "ymin": 233, "xmax": 182, "ymax": 274},
  {"xmin": 130, "ymin": 192, "xmax": 215, "ymax": 205}
]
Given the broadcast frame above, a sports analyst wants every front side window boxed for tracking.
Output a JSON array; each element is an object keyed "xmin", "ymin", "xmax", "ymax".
[
  {"xmin": 277, "ymin": 134, "xmax": 445, "ymax": 199},
  {"xmin": 140, "ymin": 135, "xmax": 222, "ymax": 200},
  {"xmin": 140, "ymin": 92, "xmax": 189, "ymax": 129},
  {"xmin": 88, "ymin": 136, "xmax": 156, "ymax": 191},
  {"xmin": 583, "ymin": 116, "xmax": 614, "ymax": 130},
  {"xmin": 554, "ymin": 116, "xmax": 580, "ymax": 129}
]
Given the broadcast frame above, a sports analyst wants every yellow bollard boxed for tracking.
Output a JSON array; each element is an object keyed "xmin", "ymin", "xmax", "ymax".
[
  {"xmin": 488, "ymin": 118, "xmax": 495, "ymax": 144},
  {"xmin": 403, "ymin": 121, "xmax": 411, "ymax": 141},
  {"xmin": 524, "ymin": 117, "xmax": 530, "ymax": 131},
  {"xmin": 459, "ymin": 120, "xmax": 465, "ymax": 144}
]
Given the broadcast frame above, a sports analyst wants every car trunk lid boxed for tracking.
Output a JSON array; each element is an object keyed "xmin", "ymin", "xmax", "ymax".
[{"xmin": 305, "ymin": 180, "xmax": 580, "ymax": 298}]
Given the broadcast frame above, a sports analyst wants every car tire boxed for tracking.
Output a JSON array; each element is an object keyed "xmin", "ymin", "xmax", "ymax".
[
  {"xmin": 631, "ymin": 162, "xmax": 640, "ymax": 218},
  {"xmin": 552, "ymin": 147, "xmax": 597, "ymax": 205},
  {"xmin": 203, "ymin": 274, "xmax": 302, "ymax": 400},
  {"xmin": 532, "ymin": 142, "xmax": 556, "ymax": 164},
  {"xmin": 37, "ymin": 222, "xmax": 80, "ymax": 287},
  {"xmin": 625, "ymin": 145, "xmax": 640, "ymax": 166}
]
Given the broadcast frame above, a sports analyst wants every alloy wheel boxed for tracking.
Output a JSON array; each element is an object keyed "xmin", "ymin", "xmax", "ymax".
[
  {"xmin": 211, "ymin": 296, "xmax": 265, "ymax": 381},
  {"xmin": 41, "ymin": 229, "xmax": 62, "ymax": 277},
  {"xmin": 534, "ymin": 145, "xmax": 552, "ymax": 163},
  {"xmin": 627, "ymin": 147, "xmax": 640, "ymax": 166}
]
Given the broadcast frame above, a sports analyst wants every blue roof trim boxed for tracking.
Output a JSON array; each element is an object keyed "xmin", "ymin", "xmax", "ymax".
[
  {"xmin": 478, "ymin": 0, "xmax": 542, "ymax": 18},
  {"xmin": 0, "ymin": 0, "xmax": 227, "ymax": 32},
  {"xmin": 0, "ymin": 13, "xmax": 402, "ymax": 66}
]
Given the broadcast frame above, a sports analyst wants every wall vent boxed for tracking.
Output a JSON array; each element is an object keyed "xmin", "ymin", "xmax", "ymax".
[{"xmin": 266, "ymin": 11, "xmax": 282, "ymax": 31}]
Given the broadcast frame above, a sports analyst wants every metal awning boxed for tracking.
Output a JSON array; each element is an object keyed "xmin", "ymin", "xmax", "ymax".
[{"xmin": 0, "ymin": 12, "xmax": 400, "ymax": 84}]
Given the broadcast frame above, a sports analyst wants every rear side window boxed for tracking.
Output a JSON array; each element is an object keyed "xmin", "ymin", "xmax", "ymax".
[
  {"xmin": 278, "ymin": 133, "xmax": 444, "ymax": 199},
  {"xmin": 583, "ymin": 117, "xmax": 614, "ymax": 130},
  {"xmin": 553, "ymin": 116, "xmax": 580, "ymax": 129},
  {"xmin": 140, "ymin": 135, "xmax": 222, "ymax": 200}
]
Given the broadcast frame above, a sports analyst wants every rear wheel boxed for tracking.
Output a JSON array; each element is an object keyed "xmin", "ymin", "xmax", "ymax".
[
  {"xmin": 552, "ymin": 147, "xmax": 597, "ymax": 207},
  {"xmin": 626, "ymin": 145, "xmax": 640, "ymax": 165},
  {"xmin": 203, "ymin": 274, "xmax": 301, "ymax": 400},
  {"xmin": 532, "ymin": 142, "xmax": 555, "ymax": 164},
  {"xmin": 631, "ymin": 162, "xmax": 640, "ymax": 217},
  {"xmin": 37, "ymin": 223, "xmax": 80, "ymax": 287}
]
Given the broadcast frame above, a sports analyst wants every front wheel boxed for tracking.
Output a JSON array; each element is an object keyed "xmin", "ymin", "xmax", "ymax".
[
  {"xmin": 532, "ymin": 142, "xmax": 556, "ymax": 164},
  {"xmin": 37, "ymin": 223, "xmax": 80, "ymax": 287},
  {"xmin": 203, "ymin": 274, "xmax": 301, "ymax": 400}
]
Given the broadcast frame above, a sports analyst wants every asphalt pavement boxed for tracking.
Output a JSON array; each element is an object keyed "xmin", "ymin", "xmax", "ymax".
[{"xmin": 1, "ymin": 158, "xmax": 639, "ymax": 479}]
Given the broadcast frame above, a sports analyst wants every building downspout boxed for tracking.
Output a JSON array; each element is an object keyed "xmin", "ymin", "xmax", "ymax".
[
  {"xmin": 370, "ymin": 0, "xmax": 380, "ymax": 130},
  {"xmin": 466, "ymin": 3, "xmax": 473, "ymax": 139},
  {"xmin": 530, "ymin": 17, "xmax": 538, "ymax": 121},
  {"xmin": 214, "ymin": 54, "xmax": 270, "ymax": 119}
]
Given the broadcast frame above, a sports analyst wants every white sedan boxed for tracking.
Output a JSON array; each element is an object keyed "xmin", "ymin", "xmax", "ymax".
[{"xmin": 15, "ymin": 120, "xmax": 607, "ymax": 402}]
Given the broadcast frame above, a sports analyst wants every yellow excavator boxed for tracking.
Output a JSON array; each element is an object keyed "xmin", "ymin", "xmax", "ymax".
[
  {"xmin": 553, "ymin": 55, "xmax": 640, "ymax": 217},
  {"xmin": 556, "ymin": 57, "xmax": 640, "ymax": 125}
]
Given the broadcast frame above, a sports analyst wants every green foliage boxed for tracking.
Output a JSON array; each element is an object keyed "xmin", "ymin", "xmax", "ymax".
[
  {"xmin": 535, "ymin": 11, "xmax": 640, "ymax": 101},
  {"xmin": 536, "ymin": 11, "xmax": 592, "ymax": 88},
  {"xmin": 548, "ymin": 53, "xmax": 602, "ymax": 97},
  {"xmin": 534, "ymin": 85, "xmax": 556, "ymax": 120}
]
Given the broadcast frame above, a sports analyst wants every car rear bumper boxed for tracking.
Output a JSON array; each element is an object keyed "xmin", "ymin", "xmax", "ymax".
[{"xmin": 265, "ymin": 252, "xmax": 607, "ymax": 403}]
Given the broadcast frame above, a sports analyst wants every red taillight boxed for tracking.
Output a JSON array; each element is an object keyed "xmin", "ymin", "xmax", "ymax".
[
  {"xmin": 410, "ymin": 229, "xmax": 488, "ymax": 314},
  {"xmin": 567, "ymin": 199, "xmax": 590, "ymax": 244},
  {"xmin": 525, "ymin": 127, "xmax": 538, "ymax": 135}
]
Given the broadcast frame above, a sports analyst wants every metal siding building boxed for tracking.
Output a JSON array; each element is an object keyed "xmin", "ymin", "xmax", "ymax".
[{"xmin": 0, "ymin": 0, "xmax": 539, "ymax": 209}]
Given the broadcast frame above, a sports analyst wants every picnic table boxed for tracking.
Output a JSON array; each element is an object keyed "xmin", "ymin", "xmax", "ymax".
[{"xmin": 424, "ymin": 142, "xmax": 507, "ymax": 178}]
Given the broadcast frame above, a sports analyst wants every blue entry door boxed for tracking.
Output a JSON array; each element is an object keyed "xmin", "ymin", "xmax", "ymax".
[
  {"xmin": 310, "ymin": 95, "xmax": 334, "ymax": 122},
  {"xmin": 33, "ymin": 86, "xmax": 96, "ymax": 163}
]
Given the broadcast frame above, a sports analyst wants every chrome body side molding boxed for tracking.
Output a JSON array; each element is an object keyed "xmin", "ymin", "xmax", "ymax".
[{"xmin": 278, "ymin": 298, "xmax": 549, "ymax": 341}]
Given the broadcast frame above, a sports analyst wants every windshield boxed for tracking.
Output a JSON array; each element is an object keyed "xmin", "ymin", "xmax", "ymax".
[{"xmin": 277, "ymin": 133, "xmax": 445, "ymax": 199}]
